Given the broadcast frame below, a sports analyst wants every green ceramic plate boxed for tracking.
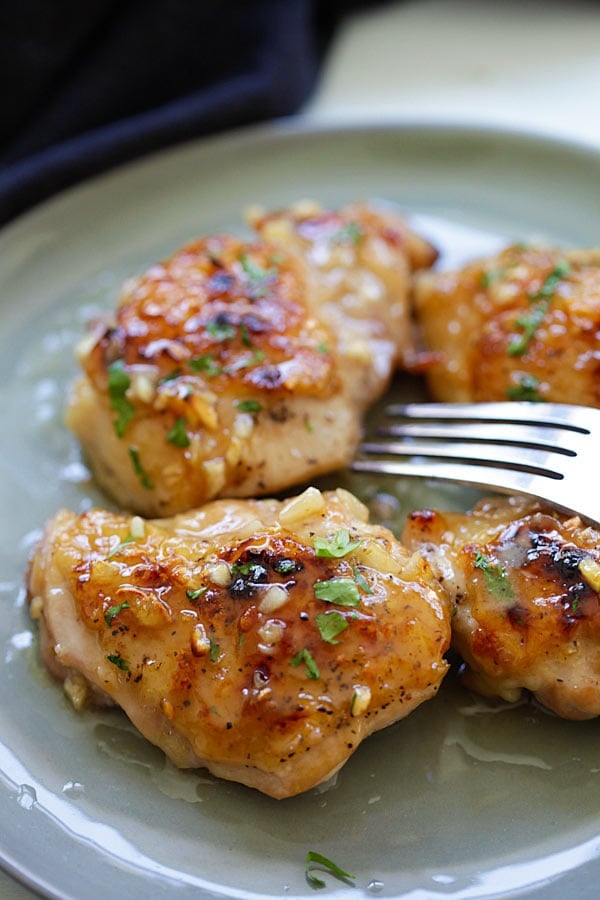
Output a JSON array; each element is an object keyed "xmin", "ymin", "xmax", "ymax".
[{"xmin": 1, "ymin": 122, "xmax": 599, "ymax": 899}]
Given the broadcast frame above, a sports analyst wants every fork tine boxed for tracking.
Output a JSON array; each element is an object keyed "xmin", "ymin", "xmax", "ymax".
[
  {"xmin": 385, "ymin": 401, "xmax": 592, "ymax": 434},
  {"xmin": 351, "ymin": 457, "xmax": 568, "ymax": 508},
  {"xmin": 377, "ymin": 422, "xmax": 577, "ymax": 455},
  {"xmin": 359, "ymin": 439, "xmax": 564, "ymax": 476},
  {"xmin": 355, "ymin": 401, "xmax": 600, "ymax": 527}
]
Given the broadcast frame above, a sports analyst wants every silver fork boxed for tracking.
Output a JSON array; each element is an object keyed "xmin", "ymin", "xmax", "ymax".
[{"xmin": 352, "ymin": 402, "xmax": 600, "ymax": 527}]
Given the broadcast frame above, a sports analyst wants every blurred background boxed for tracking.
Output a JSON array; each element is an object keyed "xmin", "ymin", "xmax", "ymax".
[{"xmin": 2, "ymin": 0, "xmax": 599, "ymax": 226}]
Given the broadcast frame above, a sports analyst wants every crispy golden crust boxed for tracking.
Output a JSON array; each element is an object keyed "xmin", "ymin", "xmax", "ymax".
[
  {"xmin": 403, "ymin": 497, "xmax": 600, "ymax": 719},
  {"xmin": 252, "ymin": 200, "xmax": 438, "ymax": 369},
  {"xmin": 28, "ymin": 488, "xmax": 450, "ymax": 798},
  {"xmin": 67, "ymin": 202, "xmax": 438, "ymax": 516},
  {"xmin": 414, "ymin": 245, "xmax": 600, "ymax": 404},
  {"xmin": 87, "ymin": 235, "xmax": 335, "ymax": 398}
]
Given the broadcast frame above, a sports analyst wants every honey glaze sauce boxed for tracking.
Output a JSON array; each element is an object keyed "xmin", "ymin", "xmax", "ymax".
[{"xmin": 5, "ymin": 212, "xmax": 600, "ymax": 896}]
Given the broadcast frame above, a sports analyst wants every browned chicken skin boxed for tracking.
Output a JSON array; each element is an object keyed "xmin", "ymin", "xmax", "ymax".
[
  {"xmin": 414, "ymin": 244, "xmax": 600, "ymax": 405},
  {"xmin": 402, "ymin": 496, "xmax": 600, "ymax": 720},
  {"xmin": 66, "ymin": 201, "xmax": 437, "ymax": 517},
  {"xmin": 250, "ymin": 199, "xmax": 438, "ymax": 372},
  {"xmin": 27, "ymin": 487, "xmax": 450, "ymax": 798}
]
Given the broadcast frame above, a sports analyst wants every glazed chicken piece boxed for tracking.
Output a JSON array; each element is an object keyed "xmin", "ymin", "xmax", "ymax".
[
  {"xmin": 402, "ymin": 496, "xmax": 600, "ymax": 719},
  {"xmin": 27, "ymin": 486, "xmax": 450, "ymax": 799},
  {"xmin": 249, "ymin": 199, "xmax": 438, "ymax": 373},
  {"xmin": 67, "ymin": 201, "xmax": 437, "ymax": 516},
  {"xmin": 413, "ymin": 244, "xmax": 600, "ymax": 405}
]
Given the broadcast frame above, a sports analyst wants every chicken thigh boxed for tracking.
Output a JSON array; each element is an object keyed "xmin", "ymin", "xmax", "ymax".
[
  {"xmin": 413, "ymin": 244, "xmax": 600, "ymax": 405},
  {"xmin": 67, "ymin": 201, "xmax": 437, "ymax": 516},
  {"xmin": 402, "ymin": 496, "xmax": 600, "ymax": 719},
  {"xmin": 28, "ymin": 486, "xmax": 450, "ymax": 799}
]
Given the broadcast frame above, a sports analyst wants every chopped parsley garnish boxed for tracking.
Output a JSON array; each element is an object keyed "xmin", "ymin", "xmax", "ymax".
[
  {"xmin": 240, "ymin": 323, "xmax": 253, "ymax": 347},
  {"xmin": 158, "ymin": 368, "xmax": 182, "ymax": 384},
  {"xmin": 272, "ymin": 558, "xmax": 298, "ymax": 575},
  {"xmin": 353, "ymin": 566, "xmax": 373, "ymax": 594},
  {"xmin": 529, "ymin": 259, "xmax": 571, "ymax": 300},
  {"xmin": 107, "ymin": 359, "xmax": 135, "ymax": 438},
  {"xmin": 186, "ymin": 587, "xmax": 208, "ymax": 601},
  {"xmin": 508, "ymin": 301, "xmax": 548, "ymax": 356},
  {"xmin": 314, "ymin": 577, "xmax": 361, "ymax": 607},
  {"xmin": 240, "ymin": 254, "xmax": 277, "ymax": 297},
  {"xmin": 209, "ymin": 638, "xmax": 220, "ymax": 663},
  {"xmin": 189, "ymin": 353, "xmax": 223, "ymax": 376},
  {"xmin": 128, "ymin": 447, "xmax": 153, "ymax": 490},
  {"xmin": 316, "ymin": 341, "xmax": 329, "ymax": 354},
  {"xmin": 508, "ymin": 260, "xmax": 571, "ymax": 356},
  {"xmin": 314, "ymin": 529, "xmax": 361, "ymax": 559},
  {"xmin": 480, "ymin": 268, "xmax": 503, "ymax": 289},
  {"xmin": 107, "ymin": 653, "xmax": 129, "ymax": 671},
  {"xmin": 474, "ymin": 551, "xmax": 515, "ymax": 601},
  {"xmin": 206, "ymin": 319, "xmax": 237, "ymax": 342},
  {"xmin": 236, "ymin": 399, "xmax": 263, "ymax": 413},
  {"xmin": 316, "ymin": 610, "xmax": 349, "ymax": 645},
  {"xmin": 225, "ymin": 349, "xmax": 265, "ymax": 373},
  {"xmin": 290, "ymin": 648, "xmax": 320, "ymax": 680},
  {"xmin": 240, "ymin": 254, "xmax": 274, "ymax": 281},
  {"xmin": 305, "ymin": 851, "xmax": 355, "ymax": 889},
  {"xmin": 506, "ymin": 374, "xmax": 544, "ymax": 402},
  {"xmin": 106, "ymin": 533, "xmax": 136, "ymax": 559},
  {"xmin": 104, "ymin": 601, "xmax": 130, "ymax": 626},
  {"xmin": 190, "ymin": 348, "xmax": 265, "ymax": 378},
  {"xmin": 167, "ymin": 417, "xmax": 190, "ymax": 448},
  {"xmin": 331, "ymin": 221, "xmax": 363, "ymax": 245},
  {"xmin": 230, "ymin": 560, "xmax": 268, "ymax": 581}
]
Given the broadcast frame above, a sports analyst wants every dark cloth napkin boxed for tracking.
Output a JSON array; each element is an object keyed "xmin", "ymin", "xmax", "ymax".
[{"xmin": 0, "ymin": 0, "xmax": 376, "ymax": 226}]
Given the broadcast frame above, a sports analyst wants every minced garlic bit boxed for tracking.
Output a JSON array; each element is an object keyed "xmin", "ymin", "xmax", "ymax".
[
  {"xmin": 190, "ymin": 623, "xmax": 211, "ymax": 656},
  {"xmin": 257, "ymin": 619, "xmax": 285, "ymax": 648},
  {"xmin": 29, "ymin": 595, "xmax": 44, "ymax": 620},
  {"xmin": 353, "ymin": 539, "xmax": 400, "ymax": 575},
  {"xmin": 74, "ymin": 331, "xmax": 100, "ymax": 363},
  {"xmin": 202, "ymin": 458, "xmax": 226, "ymax": 498},
  {"xmin": 205, "ymin": 561, "xmax": 231, "ymax": 587},
  {"xmin": 290, "ymin": 198, "xmax": 323, "ymax": 218},
  {"xmin": 260, "ymin": 218, "xmax": 294, "ymax": 243},
  {"xmin": 334, "ymin": 488, "xmax": 369, "ymax": 522},
  {"xmin": 225, "ymin": 436, "xmax": 243, "ymax": 468},
  {"xmin": 127, "ymin": 371, "xmax": 157, "ymax": 404},
  {"xmin": 233, "ymin": 412, "xmax": 254, "ymax": 440},
  {"xmin": 279, "ymin": 486, "xmax": 325, "ymax": 525},
  {"xmin": 63, "ymin": 673, "xmax": 88, "ymax": 712},
  {"xmin": 130, "ymin": 515, "xmax": 145, "ymax": 539},
  {"xmin": 579, "ymin": 557, "xmax": 600, "ymax": 593},
  {"xmin": 258, "ymin": 584, "xmax": 288, "ymax": 614},
  {"xmin": 188, "ymin": 392, "xmax": 218, "ymax": 430},
  {"xmin": 122, "ymin": 592, "xmax": 172, "ymax": 628},
  {"xmin": 345, "ymin": 339, "xmax": 372, "ymax": 363},
  {"xmin": 160, "ymin": 698, "xmax": 175, "ymax": 720},
  {"xmin": 351, "ymin": 685, "xmax": 371, "ymax": 717}
]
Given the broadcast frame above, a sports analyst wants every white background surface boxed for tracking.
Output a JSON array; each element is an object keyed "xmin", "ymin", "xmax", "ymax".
[
  {"xmin": 305, "ymin": 0, "xmax": 600, "ymax": 148},
  {"xmin": 3, "ymin": 1, "xmax": 599, "ymax": 897}
]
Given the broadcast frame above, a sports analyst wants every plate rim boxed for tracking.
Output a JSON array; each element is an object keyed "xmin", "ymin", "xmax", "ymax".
[
  {"xmin": 2, "ymin": 115, "xmax": 600, "ymax": 241},
  {"xmin": 2, "ymin": 116, "xmax": 600, "ymax": 900}
]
